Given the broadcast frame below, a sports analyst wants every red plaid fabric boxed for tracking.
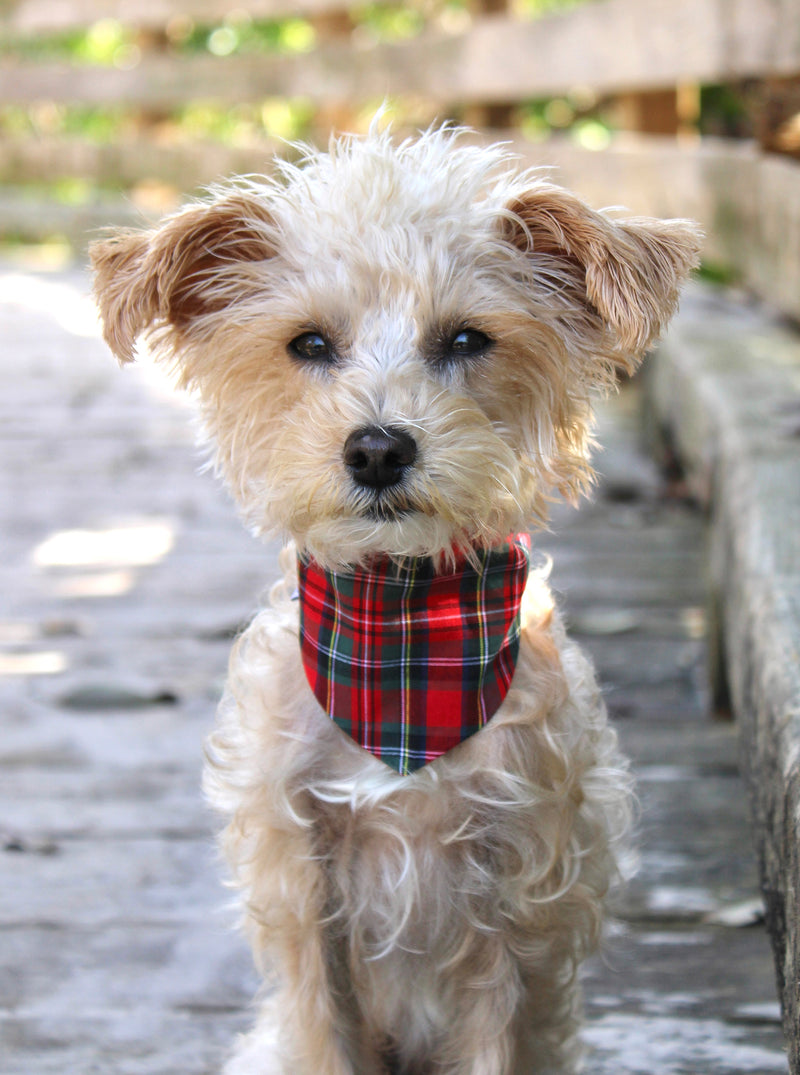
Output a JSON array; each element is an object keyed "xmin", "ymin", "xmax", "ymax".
[{"xmin": 298, "ymin": 535, "xmax": 530, "ymax": 775}]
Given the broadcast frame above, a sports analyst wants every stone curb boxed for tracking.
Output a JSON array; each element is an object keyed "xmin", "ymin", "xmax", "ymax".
[{"xmin": 643, "ymin": 282, "xmax": 800, "ymax": 1075}]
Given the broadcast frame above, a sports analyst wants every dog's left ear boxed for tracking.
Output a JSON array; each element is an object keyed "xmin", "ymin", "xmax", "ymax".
[
  {"xmin": 504, "ymin": 185, "xmax": 702, "ymax": 361},
  {"xmin": 91, "ymin": 193, "xmax": 274, "ymax": 364}
]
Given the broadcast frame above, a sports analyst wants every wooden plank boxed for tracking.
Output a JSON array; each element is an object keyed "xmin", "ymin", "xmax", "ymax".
[
  {"xmin": 0, "ymin": 39, "xmax": 450, "ymax": 108},
  {"xmin": 0, "ymin": 133, "xmax": 282, "ymax": 189},
  {"xmin": 755, "ymin": 154, "xmax": 800, "ymax": 318},
  {"xmin": 0, "ymin": 0, "xmax": 380, "ymax": 35},
  {"xmin": 1, "ymin": 0, "xmax": 799, "ymax": 107},
  {"xmin": 0, "ymin": 190, "xmax": 157, "ymax": 245}
]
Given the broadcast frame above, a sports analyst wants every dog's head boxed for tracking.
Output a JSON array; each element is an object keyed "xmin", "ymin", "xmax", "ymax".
[{"xmin": 91, "ymin": 127, "xmax": 700, "ymax": 568}]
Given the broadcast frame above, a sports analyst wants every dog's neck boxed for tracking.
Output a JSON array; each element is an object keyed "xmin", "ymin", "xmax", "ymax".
[{"xmin": 297, "ymin": 536, "xmax": 530, "ymax": 775}]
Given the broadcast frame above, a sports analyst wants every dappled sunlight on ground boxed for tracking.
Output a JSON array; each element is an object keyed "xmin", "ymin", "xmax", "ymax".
[
  {"xmin": 0, "ymin": 650, "xmax": 68, "ymax": 676},
  {"xmin": 1, "ymin": 269, "xmax": 101, "ymax": 339},
  {"xmin": 0, "ymin": 263, "xmax": 194, "ymax": 409},
  {"xmin": 0, "ymin": 262, "xmax": 196, "ymax": 684},
  {"xmin": 0, "ymin": 519, "xmax": 179, "ymax": 679},
  {"xmin": 33, "ymin": 520, "xmax": 176, "ymax": 568},
  {"xmin": 32, "ymin": 519, "xmax": 177, "ymax": 601}
]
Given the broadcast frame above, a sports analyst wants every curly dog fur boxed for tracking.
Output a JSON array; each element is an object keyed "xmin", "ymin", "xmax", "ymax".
[{"xmin": 92, "ymin": 124, "xmax": 701, "ymax": 1074}]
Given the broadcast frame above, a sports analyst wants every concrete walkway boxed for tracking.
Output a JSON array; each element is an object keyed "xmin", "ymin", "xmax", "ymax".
[
  {"xmin": 645, "ymin": 284, "xmax": 800, "ymax": 1074},
  {"xmin": 0, "ymin": 261, "xmax": 788, "ymax": 1074}
]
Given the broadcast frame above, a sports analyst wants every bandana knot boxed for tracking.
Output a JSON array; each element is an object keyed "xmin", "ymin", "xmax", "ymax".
[{"xmin": 298, "ymin": 535, "xmax": 530, "ymax": 775}]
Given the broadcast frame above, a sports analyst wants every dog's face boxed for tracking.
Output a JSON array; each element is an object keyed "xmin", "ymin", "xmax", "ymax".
[{"xmin": 92, "ymin": 128, "xmax": 700, "ymax": 568}]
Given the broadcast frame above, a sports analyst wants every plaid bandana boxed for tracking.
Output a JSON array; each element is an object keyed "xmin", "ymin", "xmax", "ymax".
[{"xmin": 298, "ymin": 535, "xmax": 530, "ymax": 775}]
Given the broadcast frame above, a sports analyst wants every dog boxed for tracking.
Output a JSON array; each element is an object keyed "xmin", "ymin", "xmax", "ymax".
[{"xmin": 91, "ymin": 124, "xmax": 701, "ymax": 1074}]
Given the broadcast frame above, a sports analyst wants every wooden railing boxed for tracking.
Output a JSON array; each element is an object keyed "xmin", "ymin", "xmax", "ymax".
[
  {"xmin": 4, "ymin": 0, "xmax": 800, "ymax": 100},
  {"xmin": 1, "ymin": 0, "xmax": 800, "ymax": 317}
]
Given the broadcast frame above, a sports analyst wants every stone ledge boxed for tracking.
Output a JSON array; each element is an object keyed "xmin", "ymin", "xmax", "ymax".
[{"xmin": 644, "ymin": 281, "xmax": 800, "ymax": 1075}]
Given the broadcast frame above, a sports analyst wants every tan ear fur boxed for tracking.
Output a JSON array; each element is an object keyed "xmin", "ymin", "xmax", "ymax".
[
  {"xmin": 90, "ymin": 194, "xmax": 274, "ymax": 364},
  {"xmin": 505, "ymin": 187, "xmax": 702, "ymax": 362},
  {"xmin": 89, "ymin": 231, "xmax": 155, "ymax": 364}
]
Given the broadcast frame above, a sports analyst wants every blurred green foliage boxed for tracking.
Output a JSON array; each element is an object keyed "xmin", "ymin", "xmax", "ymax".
[
  {"xmin": 0, "ymin": 1, "xmax": 592, "ymax": 149},
  {"xmin": 354, "ymin": 4, "xmax": 426, "ymax": 41},
  {"xmin": 699, "ymin": 84, "xmax": 754, "ymax": 139},
  {"xmin": 1, "ymin": 1, "xmax": 592, "ymax": 63}
]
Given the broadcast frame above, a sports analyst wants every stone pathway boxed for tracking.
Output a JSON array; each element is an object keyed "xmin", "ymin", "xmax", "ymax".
[
  {"xmin": 0, "ymin": 262, "xmax": 788, "ymax": 1074},
  {"xmin": 550, "ymin": 389, "xmax": 788, "ymax": 1074}
]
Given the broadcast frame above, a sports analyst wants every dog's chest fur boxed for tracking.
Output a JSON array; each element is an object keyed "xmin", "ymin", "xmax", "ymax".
[{"xmin": 214, "ymin": 560, "xmax": 616, "ymax": 1065}]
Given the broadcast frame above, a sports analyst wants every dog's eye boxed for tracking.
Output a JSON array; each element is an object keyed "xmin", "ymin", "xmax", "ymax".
[
  {"xmin": 449, "ymin": 329, "xmax": 493, "ymax": 359},
  {"xmin": 289, "ymin": 332, "xmax": 334, "ymax": 364}
]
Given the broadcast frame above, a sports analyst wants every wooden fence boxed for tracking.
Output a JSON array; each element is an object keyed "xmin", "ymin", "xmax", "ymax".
[{"xmin": 1, "ymin": 0, "xmax": 800, "ymax": 319}]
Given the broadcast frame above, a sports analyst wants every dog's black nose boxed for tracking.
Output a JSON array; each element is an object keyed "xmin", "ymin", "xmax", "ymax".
[{"xmin": 343, "ymin": 426, "xmax": 417, "ymax": 491}]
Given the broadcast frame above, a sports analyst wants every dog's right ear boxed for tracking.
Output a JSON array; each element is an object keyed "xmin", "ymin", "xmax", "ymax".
[
  {"xmin": 502, "ymin": 184, "xmax": 702, "ymax": 361},
  {"xmin": 90, "ymin": 193, "xmax": 274, "ymax": 364}
]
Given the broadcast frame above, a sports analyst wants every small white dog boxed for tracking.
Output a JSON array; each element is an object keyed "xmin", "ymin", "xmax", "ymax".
[{"xmin": 92, "ymin": 125, "xmax": 700, "ymax": 1075}]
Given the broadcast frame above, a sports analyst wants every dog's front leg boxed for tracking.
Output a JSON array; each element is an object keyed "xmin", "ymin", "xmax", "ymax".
[
  {"xmin": 414, "ymin": 943, "xmax": 523, "ymax": 1075},
  {"xmin": 425, "ymin": 948, "xmax": 581, "ymax": 1075},
  {"xmin": 218, "ymin": 799, "xmax": 361, "ymax": 1075},
  {"xmin": 279, "ymin": 919, "xmax": 359, "ymax": 1075},
  {"xmin": 225, "ymin": 885, "xmax": 359, "ymax": 1075}
]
